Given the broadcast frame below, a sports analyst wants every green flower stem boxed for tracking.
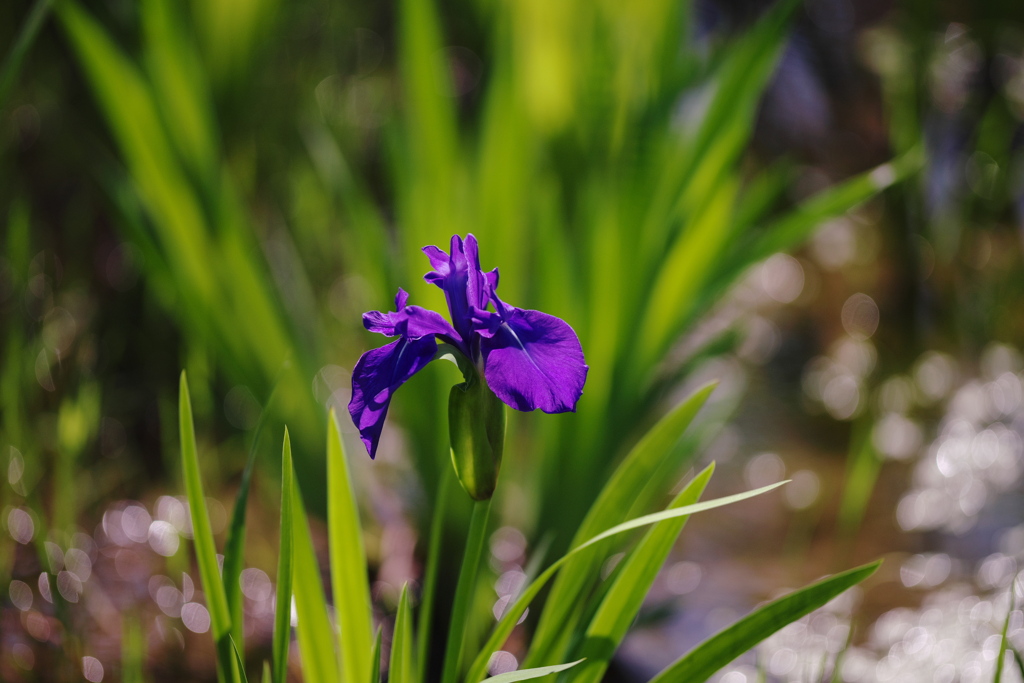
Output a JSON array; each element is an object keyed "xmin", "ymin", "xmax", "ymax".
[{"xmin": 441, "ymin": 497, "xmax": 492, "ymax": 683}]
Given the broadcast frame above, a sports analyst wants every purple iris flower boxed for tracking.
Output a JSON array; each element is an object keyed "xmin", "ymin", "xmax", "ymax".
[{"xmin": 349, "ymin": 234, "xmax": 588, "ymax": 458}]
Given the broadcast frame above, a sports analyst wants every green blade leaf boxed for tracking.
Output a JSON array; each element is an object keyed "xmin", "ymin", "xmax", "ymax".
[
  {"xmin": 528, "ymin": 383, "xmax": 716, "ymax": 667},
  {"xmin": 178, "ymin": 372, "xmax": 234, "ymax": 680},
  {"xmin": 571, "ymin": 464, "xmax": 715, "ymax": 683},
  {"xmin": 637, "ymin": 0, "xmax": 796, "ymax": 276},
  {"xmin": 640, "ymin": 175, "xmax": 738, "ymax": 365},
  {"xmin": 743, "ymin": 151, "xmax": 922, "ymax": 266},
  {"xmin": 0, "ymin": 0, "xmax": 55, "ymax": 109},
  {"xmin": 327, "ymin": 409, "xmax": 373, "ymax": 683},
  {"xmin": 57, "ymin": 0, "xmax": 217, "ymax": 303},
  {"xmin": 371, "ymin": 627, "xmax": 383, "ymax": 683},
  {"xmin": 230, "ymin": 637, "xmax": 250, "ymax": 683},
  {"xmin": 650, "ymin": 561, "xmax": 883, "ymax": 683},
  {"xmin": 272, "ymin": 429, "xmax": 295, "ymax": 683},
  {"xmin": 390, "ymin": 584, "xmax": 416, "ymax": 683},
  {"xmin": 995, "ymin": 582, "xmax": 1016, "ymax": 683},
  {"xmin": 291, "ymin": 465, "xmax": 340, "ymax": 683},
  {"xmin": 1013, "ymin": 646, "xmax": 1024, "ymax": 679},
  {"xmin": 466, "ymin": 479, "xmax": 786, "ymax": 683},
  {"xmin": 222, "ymin": 391, "xmax": 275, "ymax": 662},
  {"xmin": 140, "ymin": 0, "xmax": 217, "ymax": 176},
  {"xmin": 484, "ymin": 660, "xmax": 585, "ymax": 683}
]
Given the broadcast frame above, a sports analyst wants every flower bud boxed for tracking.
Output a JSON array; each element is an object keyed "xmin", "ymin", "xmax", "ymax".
[{"xmin": 448, "ymin": 377, "xmax": 506, "ymax": 500}]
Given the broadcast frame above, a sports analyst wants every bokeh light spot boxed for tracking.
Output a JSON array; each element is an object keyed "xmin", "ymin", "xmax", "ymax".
[
  {"xmin": 841, "ymin": 293, "xmax": 879, "ymax": 339},
  {"xmin": 82, "ymin": 656, "xmax": 104, "ymax": 682},
  {"xmin": 181, "ymin": 602, "xmax": 211, "ymax": 633}
]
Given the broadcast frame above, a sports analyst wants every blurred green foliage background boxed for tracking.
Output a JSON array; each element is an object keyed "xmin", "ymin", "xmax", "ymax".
[{"xmin": 5, "ymin": 0, "xmax": 1024, "ymax": 679}]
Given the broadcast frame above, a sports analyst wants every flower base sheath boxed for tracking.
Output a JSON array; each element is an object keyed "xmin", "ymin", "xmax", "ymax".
[
  {"xmin": 448, "ymin": 377, "xmax": 506, "ymax": 500},
  {"xmin": 349, "ymin": 234, "xmax": 588, "ymax": 498}
]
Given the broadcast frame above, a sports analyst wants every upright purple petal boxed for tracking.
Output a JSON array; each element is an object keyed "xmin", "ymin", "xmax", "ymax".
[
  {"xmin": 484, "ymin": 268, "xmax": 499, "ymax": 297},
  {"xmin": 422, "ymin": 246, "xmax": 450, "ymax": 286},
  {"xmin": 394, "ymin": 288, "xmax": 410, "ymax": 309},
  {"xmin": 422, "ymin": 236, "xmax": 464, "ymax": 293},
  {"xmin": 421, "ymin": 234, "xmax": 497, "ymax": 346},
  {"xmin": 349, "ymin": 336, "xmax": 438, "ymax": 458},
  {"xmin": 481, "ymin": 307, "xmax": 588, "ymax": 413},
  {"xmin": 461, "ymin": 234, "xmax": 491, "ymax": 310}
]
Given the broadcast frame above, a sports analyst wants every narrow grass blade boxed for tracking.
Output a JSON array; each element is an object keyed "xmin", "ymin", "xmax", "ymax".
[
  {"xmin": 744, "ymin": 151, "xmax": 922, "ymax": 266},
  {"xmin": 230, "ymin": 637, "xmax": 250, "ymax": 683},
  {"xmin": 222, "ymin": 390, "xmax": 275, "ymax": 662},
  {"xmin": 0, "ymin": 0, "xmax": 55, "ymax": 108},
  {"xmin": 995, "ymin": 582, "xmax": 1016, "ymax": 683},
  {"xmin": 291, "ymin": 470, "xmax": 340, "ymax": 683},
  {"xmin": 828, "ymin": 611, "xmax": 856, "ymax": 683},
  {"xmin": 57, "ymin": 0, "xmax": 217, "ymax": 302},
  {"xmin": 571, "ymin": 464, "xmax": 715, "ymax": 683},
  {"xmin": 528, "ymin": 383, "xmax": 716, "ymax": 666},
  {"xmin": 397, "ymin": 0, "xmax": 458, "ymax": 249},
  {"xmin": 326, "ymin": 409, "xmax": 373, "ymax": 683},
  {"xmin": 371, "ymin": 627, "xmax": 383, "ymax": 683},
  {"xmin": 272, "ymin": 429, "xmax": 295, "ymax": 683},
  {"xmin": 640, "ymin": 176, "xmax": 738, "ymax": 365},
  {"xmin": 649, "ymin": 561, "xmax": 882, "ymax": 683},
  {"xmin": 391, "ymin": 584, "xmax": 416, "ymax": 683},
  {"xmin": 262, "ymin": 662, "xmax": 271, "ymax": 683},
  {"xmin": 732, "ymin": 160, "xmax": 794, "ymax": 233},
  {"xmin": 637, "ymin": 0, "xmax": 795, "ymax": 278},
  {"xmin": 484, "ymin": 660, "xmax": 584, "ymax": 683},
  {"xmin": 466, "ymin": 480, "xmax": 787, "ymax": 683},
  {"xmin": 178, "ymin": 372, "xmax": 234, "ymax": 680},
  {"xmin": 140, "ymin": 0, "xmax": 217, "ymax": 176},
  {"xmin": 701, "ymin": 150, "xmax": 924, "ymax": 321}
]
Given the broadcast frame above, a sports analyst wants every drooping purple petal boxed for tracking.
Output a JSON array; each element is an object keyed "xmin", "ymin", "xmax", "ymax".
[
  {"xmin": 363, "ymin": 309, "xmax": 403, "ymax": 336},
  {"xmin": 349, "ymin": 336, "xmax": 438, "ymax": 458},
  {"xmin": 481, "ymin": 307, "xmax": 588, "ymax": 413},
  {"xmin": 362, "ymin": 289, "xmax": 462, "ymax": 343},
  {"xmin": 363, "ymin": 305, "xmax": 461, "ymax": 341},
  {"xmin": 363, "ymin": 288, "xmax": 410, "ymax": 336},
  {"xmin": 400, "ymin": 306, "xmax": 462, "ymax": 341}
]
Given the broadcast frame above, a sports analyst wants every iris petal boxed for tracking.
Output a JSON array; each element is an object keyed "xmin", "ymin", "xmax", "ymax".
[
  {"xmin": 422, "ymin": 246, "xmax": 450, "ymax": 286},
  {"xmin": 348, "ymin": 336, "xmax": 439, "ymax": 458},
  {"xmin": 422, "ymin": 234, "xmax": 497, "ymax": 345},
  {"xmin": 481, "ymin": 307, "xmax": 588, "ymax": 413},
  {"xmin": 363, "ymin": 289, "xmax": 461, "ymax": 343}
]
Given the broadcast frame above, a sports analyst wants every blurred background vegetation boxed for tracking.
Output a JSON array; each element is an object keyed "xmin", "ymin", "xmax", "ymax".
[{"xmin": 4, "ymin": 0, "xmax": 1024, "ymax": 680}]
